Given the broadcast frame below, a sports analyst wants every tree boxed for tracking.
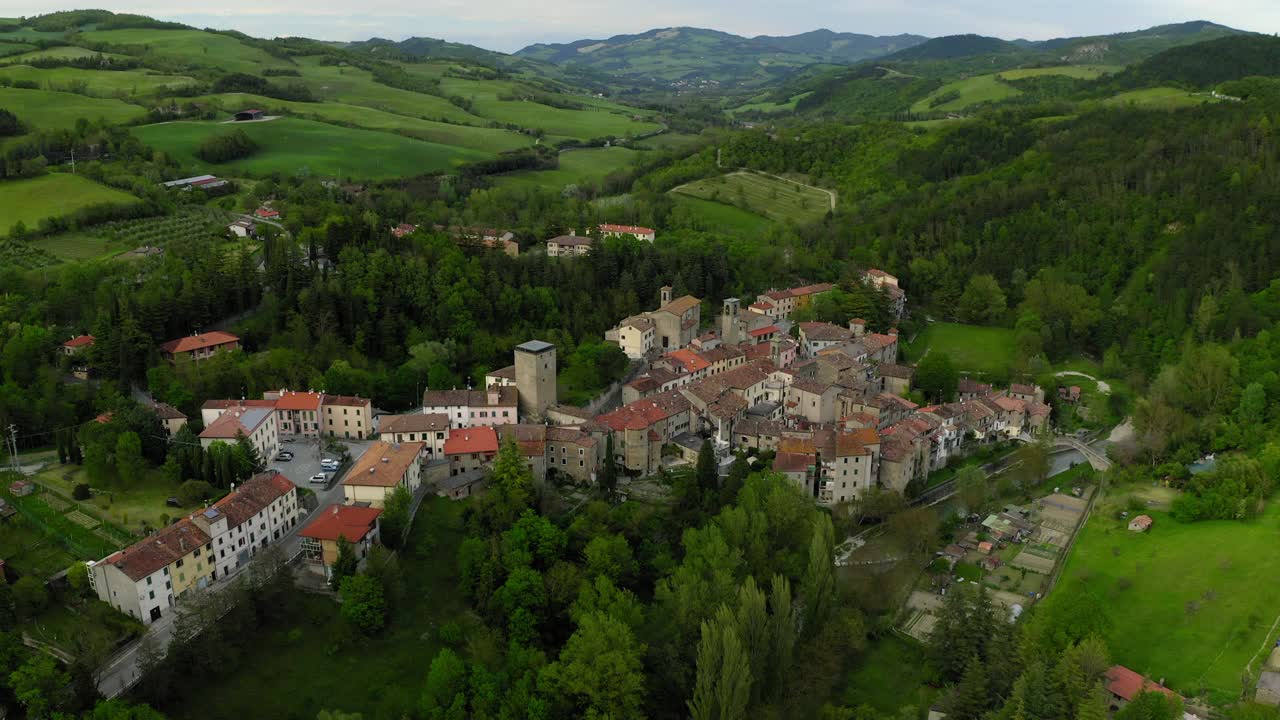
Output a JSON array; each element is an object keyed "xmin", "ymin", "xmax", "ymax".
[
  {"xmin": 67, "ymin": 562, "xmax": 91, "ymax": 598},
  {"xmin": 484, "ymin": 437, "xmax": 534, "ymax": 529},
  {"xmin": 1014, "ymin": 436, "xmax": 1052, "ymax": 488},
  {"xmin": 599, "ymin": 433, "xmax": 618, "ymax": 499},
  {"xmin": 800, "ymin": 514, "xmax": 836, "ymax": 635},
  {"xmin": 10, "ymin": 654, "xmax": 69, "ymax": 719},
  {"xmin": 916, "ymin": 353, "xmax": 959, "ymax": 402},
  {"xmin": 0, "ymin": 108, "xmax": 22, "ymax": 137},
  {"xmin": 689, "ymin": 606, "xmax": 751, "ymax": 720},
  {"xmin": 330, "ymin": 536, "xmax": 358, "ymax": 590},
  {"xmin": 541, "ymin": 611, "xmax": 647, "ymax": 720},
  {"xmin": 12, "ymin": 576, "xmax": 48, "ymax": 618},
  {"xmin": 115, "ymin": 431, "xmax": 146, "ymax": 485},
  {"xmin": 583, "ymin": 533, "xmax": 636, "ymax": 583},
  {"xmin": 0, "ymin": 581, "xmax": 15, "ymax": 630},
  {"xmin": 956, "ymin": 465, "xmax": 987, "ymax": 513},
  {"xmin": 1074, "ymin": 685, "xmax": 1110, "ymax": 720},
  {"xmin": 942, "ymin": 657, "xmax": 989, "ymax": 720},
  {"xmin": 696, "ymin": 439, "xmax": 719, "ymax": 511},
  {"xmin": 379, "ymin": 485, "xmax": 412, "ymax": 550},
  {"xmin": 958, "ymin": 274, "xmax": 1007, "ymax": 325},
  {"xmin": 1114, "ymin": 691, "xmax": 1183, "ymax": 720},
  {"xmin": 420, "ymin": 648, "xmax": 468, "ymax": 720},
  {"xmin": 339, "ymin": 575, "xmax": 386, "ymax": 635},
  {"xmin": 84, "ymin": 699, "xmax": 169, "ymax": 719}
]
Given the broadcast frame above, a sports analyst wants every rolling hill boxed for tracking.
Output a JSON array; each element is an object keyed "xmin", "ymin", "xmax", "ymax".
[{"xmin": 750, "ymin": 29, "xmax": 927, "ymax": 61}]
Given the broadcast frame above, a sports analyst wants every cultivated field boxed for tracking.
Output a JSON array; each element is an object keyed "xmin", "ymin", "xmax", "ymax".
[
  {"xmin": 0, "ymin": 86, "xmax": 146, "ymax": 131},
  {"xmin": 911, "ymin": 74, "xmax": 1021, "ymax": 113},
  {"xmin": 184, "ymin": 93, "xmax": 533, "ymax": 153},
  {"xmin": 1050, "ymin": 499, "xmax": 1280, "ymax": 704},
  {"xmin": 0, "ymin": 174, "xmax": 140, "ymax": 236},
  {"xmin": 904, "ymin": 321, "xmax": 1016, "ymax": 376},
  {"xmin": 132, "ymin": 117, "xmax": 491, "ymax": 179},
  {"xmin": 998, "ymin": 65, "xmax": 1121, "ymax": 80},
  {"xmin": 671, "ymin": 171, "xmax": 833, "ymax": 225},
  {"xmin": 1104, "ymin": 87, "xmax": 1211, "ymax": 108},
  {"xmin": 494, "ymin": 146, "xmax": 642, "ymax": 190},
  {"xmin": 0, "ymin": 64, "xmax": 196, "ymax": 95}
]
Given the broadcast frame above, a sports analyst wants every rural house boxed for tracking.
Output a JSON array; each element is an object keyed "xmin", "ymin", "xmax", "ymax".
[
  {"xmin": 342, "ymin": 440, "xmax": 425, "ymax": 507},
  {"xmin": 299, "ymin": 505, "xmax": 383, "ymax": 580},
  {"xmin": 159, "ymin": 331, "xmax": 240, "ymax": 362}
]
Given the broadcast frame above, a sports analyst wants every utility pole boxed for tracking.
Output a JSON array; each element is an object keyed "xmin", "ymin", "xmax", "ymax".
[
  {"xmin": 7, "ymin": 424, "xmax": 18, "ymax": 473},
  {"xmin": 70, "ymin": 147, "xmax": 76, "ymax": 174}
]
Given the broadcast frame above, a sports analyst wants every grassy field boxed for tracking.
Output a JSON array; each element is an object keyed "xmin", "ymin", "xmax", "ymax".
[
  {"xmin": 998, "ymin": 65, "xmax": 1121, "ymax": 80},
  {"xmin": 672, "ymin": 195, "xmax": 774, "ymax": 235},
  {"xmin": 79, "ymin": 28, "xmax": 292, "ymax": 74},
  {"xmin": 0, "ymin": 86, "xmax": 146, "ymax": 131},
  {"xmin": 29, "ymin": 232, "xmax": 130, "ymax": 261},
  {"xmin": 837, "ymin": 634, "xmax": 938, "ymax": 713},
  {"xmin": 0, "ymin": 64, "xmax": 196, "ymax": 95},
  {"xmin": 911, "ymin": 74, "xmax": 1021, "ymax": 113},
  {"xmin": 494, "ymin": 146, "xmax": 641, "ymax": 190},
  {"xmin": 905, "ymin": 321, "xmax": 1016, "ymax": 376},
  {"xmin": 0, "ymin": 45, "xmax": 129, "ymax": 63},
  {"xmin": 293, "ymin": 58, "xmax": 484, "ymax": 124},
  {"xmin": 184, "ymin": 93, "xmax": 532, "ymax": 153},
  {"xmin": 0, "ymin": 39, "xmax": 33, "ymax": 56},
  {"xmin": 0, "ymin": 514, "xmax": 78, "ymax": 577},
  {"xmin": 1104, "ymin": 87, "xmax": 1211, "ymax": 109},
  {"xmin": 731, "ymin": 91, "xmax": 813, "ymax": 115},
  {"xmin": 168, "ymin": 497, "xmax": 468, "ymax": 720},
  {"xmin": 631, "ymin": 132, "xmax": 708, "ymax": 151},
  {"xmin": 32, "ymin": 464, "xmax": 182, "ymax": 532},
  {"xmin": 133, "ymin": 118, "xmax": 491, "ymax": 179},
  {"xmin": 671, "ymin": 171, "xmax": 833, "ymax": 225},
  {"xmin": 0, "ymin": 174, "xmax": 140, "ymax": 236},
  {"xmin": 1050, "ymin": 498, "xmax": 1280, "ymax": 704},
  {"xmin": 472, "ymin": 98, "xmax": 661, "ymax": 140}
]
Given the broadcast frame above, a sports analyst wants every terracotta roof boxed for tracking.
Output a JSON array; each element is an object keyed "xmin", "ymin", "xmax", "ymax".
[
  {"xmin": 994, "ymin": 396, "xmax": 1026, "ymax": 413},
  {"xmin": 104, "ymin": 518, "xmax": 211, "ymax": 581},
  {"xmin": 657, "ymin": 295, "xmax": 700, "ymax": 317},
  {"xmin": 1104, "ymin": 665, "xmax": 1177, "ymax": 702},
  {"xmin": 774, "ymin": 451, "xmax": 814, "ymax": 473},
  {"xmin": 666, "ymin": 349, "xmax": 711, "ymax": 374},
  {"xmin": 748, "ymin": 302, "xmax": 774, "ymax": 311},
  {"xmin": 344, "ymin": 441, "xmax": 425, "ymax": 487},
  {"xmin": 300, "ymin": 504, "xmax": 382, "ymax": 543},
  {"xmin": 150, "ymin": 402, "xmax": 187, "ymax": 421},
  {"xmin": 1129, "ymin": 515, "xmax": 1153, "ymax": 529},
  {"xmin": 864, "ymin": 268, "xmax": 895, "ymax": 279},
  {"xmin": 444, "ymin": 427, "xmax": 499, "ymax": 456},
  {"xmin": 213, "ymin": 471, "xmax": 295, "ymax": 527},
  {"xmin": 63, "ymin": 334, "xmax": 95, "ymax": 348},
  {"xmin": 324, "ymin": 394, "xmax": 370, "ymax": 408},
  {"xmin": 202, "ymin": 399, "xmax": 276, "ymax": 411},
  {"xmin": 792, "ymin": 283, "xmax": 835, "ymax": 296},
  {"xmin": 596, "ymin": 390, "xmax": 690, "ymax": 432},
  {"xmin": 799, "ymin": 322, "xmax": 852, "ymax": 342},
  {"xmin": 877, "ymin": 363, "xmax": 915, "ymax": 379},
  {"xmin": 778, "ymin": 435, "xmax": 817, "ymax": 454},
  {"xmin": 620, "ymin": 316, "xmax": 655, "ymax": 331},
  {"xmin": 749, "ymin": 325, "xmax": 780, "ymax": 337},
  {"xmin": 380, "ymin": 413, "xmax": 450, "ymax": 435},
  {"xmin": 599, "ymin": 223, "xmax": 654, "ymax": 235},
  {"xmin": 546, "ymin": 426, "xmax": 597, "ymax": 446},
  {"xmin": 422, "ymin": 387, "xmax": 517, "ymax": 408},
  {"xmin": 160, "ymin": 331, "xmax": 240, "ymax": 355},
  {"xmin": 958, "ymin": 377, "xmax": 993, "ymax": 394},
  {"xmin": 497, "ymin": 424, "xmax": 547, "ymax": 456},
  {"xmin": 1010, "ymin": 383, "xmax": 1036, "ymax": 396},
  {"xmin": 549, "ymin": 234, "xmax": 593, "ymax": 247},
  {"xmin": 274, "ymin": 391, "xmax": 323, "ymax": 411},
  {"xmin": 792, "ymin": 379, "xmax": 832, "ymax": 395}
]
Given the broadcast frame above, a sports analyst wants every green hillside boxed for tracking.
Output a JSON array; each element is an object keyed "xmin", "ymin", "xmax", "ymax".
[
  {"xmin": 132, "ymin": 117, "xmax": 491, "ymax": 179},
  {"xmin": 1114, "ymin": 34, "xmax": 1280, "ymax": 88},
  {"xmin": 0, "ymin": 45, "xmax": 130, "ymax": 63},
  {"xmin": 77, "ymin": 28, "xmax": 293, "ymax": 74},
  {"xmin": 0, "ymin": 174, "xmax": 140, "ymax": 235},
  {"xmin": 0, "ymin": 65, "xmax": 196, "ymax": 95},
  {"xmin": 0, "ymin": 86, "xmax": 146, "ymax": 130}
]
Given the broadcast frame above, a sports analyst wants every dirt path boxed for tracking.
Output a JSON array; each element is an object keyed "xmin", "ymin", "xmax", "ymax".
[
  {"xmin": 701, "ymin": 148, "xmax": 837, "ymax": 211},
  {"xmin": 1055, "ymin": 370, "xmax": 1110, "ymax": 394}
]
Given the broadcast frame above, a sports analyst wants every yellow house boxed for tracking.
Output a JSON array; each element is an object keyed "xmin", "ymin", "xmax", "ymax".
[
  {"xmin": 342, "ymin": 441, "xmax": 424, "ymax": 507},
  {"xmin": 299, "ymin": 505, "xmax": 383, "ymax": 580},
  {"xmin": 323, "ymin": 395, "xmax": 373, "ymax": 439}
]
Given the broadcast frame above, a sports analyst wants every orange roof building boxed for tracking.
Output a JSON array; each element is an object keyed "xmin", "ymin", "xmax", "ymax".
[
  {"xmin": 160, "ymin": 331, "xmax": 240, "ymax": 362},
  {"xmin": 342, "ymin": 440, "xmax": 424, "ymax": 507}
]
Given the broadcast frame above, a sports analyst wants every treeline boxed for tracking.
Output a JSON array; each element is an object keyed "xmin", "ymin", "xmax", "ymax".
[
  {"xmin": 211, "ymin": 72, "xmax": 314, "ymax": 102},
  {"xmin": 195, "ymin": 129, "xmax": 258, "ymax": 163}
]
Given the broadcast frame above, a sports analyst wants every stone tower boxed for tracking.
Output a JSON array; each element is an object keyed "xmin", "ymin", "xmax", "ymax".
[
  {"xmin": 721, "ymin": 297, "xmax": 741, "ymax": 345},
  {"xmin": 514, "ymin": 340, "xmax": 557, "ymax": 421},
  {"xmin": 660, "ymin": 285, "xmax": 673, "ymax": 306}
]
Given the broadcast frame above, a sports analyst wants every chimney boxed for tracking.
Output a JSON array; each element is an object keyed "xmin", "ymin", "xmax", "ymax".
[
  {"xmin": 368, "ymin": 467, "xmax": 376, "ymax": 474},
  {"xmin": 381, "ymin": 457, "xmax": 389, "ymax": 463},
  {"xmin": 332, "ymin": 506, "xmax": 339, "ymax": 515}
]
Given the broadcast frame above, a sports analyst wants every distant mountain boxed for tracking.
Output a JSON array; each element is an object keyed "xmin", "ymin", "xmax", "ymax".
[
  {"xmin": 750, "ymin": 29, "xmax": 928, "ymax": 62},
  {"xmin": 1115, "ymin": 34, "xmax": 1280, "ymax": 88},
  {"xmin": 885, "ymin": 34, "xmax": 1026, "ymax": 61},
  {"xmin": 515, "ymin": 27, "xmax": 927, "ymax": 88},
  {"xmin": 345, "ymin": 36, "xmax": 509, "ymax": 65},
  {"xmin": 1028, "ymin": 20, "xmax": 1247, "ymax": 65}
]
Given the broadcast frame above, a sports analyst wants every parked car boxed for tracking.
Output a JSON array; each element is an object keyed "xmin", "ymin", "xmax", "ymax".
[
  {"xmin": 308, "ymin": 473, "xmax": 328, "ymax": 484},
  {"xmin": 320, "ymin": 458, "xmax": 340, "ymax": 470},
  {"xmin": 166, "ymin": 497, "xmax": 182, "ymax": 508},
  {"xmin": 275, "ymin": 451, "xmax": 294, "ymax": 461}
]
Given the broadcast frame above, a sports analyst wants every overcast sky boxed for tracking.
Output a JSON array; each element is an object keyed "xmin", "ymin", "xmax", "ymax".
[{"xmin": 2, "ymin": 0, "xmax": 1277, "ymax": 52}]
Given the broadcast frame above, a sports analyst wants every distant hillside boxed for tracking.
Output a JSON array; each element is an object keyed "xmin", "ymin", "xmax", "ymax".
[
  {"xmin": 515, "ymin": 27, "xmax": 925, "ymax": 88},
  {"xmin": 345, "ymin": 36, "xmax": 508, "ymax": 65},
  {"xmin": 885, "ymin": 34, "xmax": 1026, "ymax": 61},
  {"xmin": 1031, "ymin": 20, "xmax": 1247, "ymax": 65},
  {"xmin": 750, "ymin": 29, "xmax": 928, "ymax": 62},
  {"xmin": 1115, "ymin": 34, "xmax": 1280, "ymax": 88}
]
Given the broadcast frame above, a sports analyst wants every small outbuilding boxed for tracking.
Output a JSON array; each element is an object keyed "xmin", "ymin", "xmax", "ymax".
[
  {"xmin": 1127, "ymin": 514, "xmax": 1153, "ymax": 533},
  {"xmin": 234, "ymin": 109, "xmax": 264, "ymax": 121}
]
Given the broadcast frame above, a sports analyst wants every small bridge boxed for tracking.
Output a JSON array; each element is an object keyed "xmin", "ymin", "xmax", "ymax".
[{"xmin": 1013, "ymin": 434, "xmax": 1112, "ymax": 471}]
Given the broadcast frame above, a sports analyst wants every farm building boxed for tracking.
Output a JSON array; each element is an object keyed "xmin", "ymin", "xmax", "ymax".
[
  {"xmin": 234, "ymin": 109, "xmax": 265, "ymax": 121},
  {"xmin": 228, "ymin": 219, "xmax": 255, "ymax": 238},
  {"xmin": 1127, "ymin": 514, "xmax": 1153, "ymax": 532},
  {"xmin": 62, "ymin": 334, "xmax": 95, "ymax": 355},
  {"xmin": 160, "ymin": 174, "xmax": 226, "ymax": 191},
  {"xmin": 254, "ymin": 207, "xmax": 280, "ymax": 220}
]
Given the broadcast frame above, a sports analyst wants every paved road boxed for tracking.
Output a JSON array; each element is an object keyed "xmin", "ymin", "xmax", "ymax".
[{"xmin": 96, "ymin": 438, "xmax": 372, "ymax": 698}]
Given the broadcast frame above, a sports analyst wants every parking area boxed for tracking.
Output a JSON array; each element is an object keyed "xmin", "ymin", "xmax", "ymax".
[{"xmin": 266, "ymin": 438, "xmax": 373, "ymax": 510}]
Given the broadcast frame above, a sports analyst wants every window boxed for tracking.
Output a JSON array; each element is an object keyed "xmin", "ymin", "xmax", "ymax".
[
  {"xmin": 176, "ymin": 558, "xmax": 184, "ymax": 568},
  {"xmin": 149, "ymin": 591, "xmax": 155, "ymax": 600},
  {"xmin": 146, "ymin": 577, "xmax": 153, "ymax": 586}
]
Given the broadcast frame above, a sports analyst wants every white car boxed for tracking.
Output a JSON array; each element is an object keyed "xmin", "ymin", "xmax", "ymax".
[
  {"xmin": 308, "ymin": 473, "xmax": 328, "ymax": 484},
  {"xmin": 320, "ymin": 458, "xmax": 340, "ymax": 470}
]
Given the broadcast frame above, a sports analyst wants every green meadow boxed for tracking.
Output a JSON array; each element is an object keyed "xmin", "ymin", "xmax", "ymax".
[
  {"xmin": 78, "ymin": 28, "xmax": 291, "ymax": 74},
  {"xmin": 671, "ymin": 171, "xmax": 832, "ymax": 225},
  {"xmin": 132, "ymin": 117, "xmax": 491, "ymax": 179},
  {"xmin": 903, "ymin": 321, "xmax": 1017, "ymax": 376},
  {"xmin": 0, "ymin": 86, "xmax": 146, "ymax": 130},
  {"xmin": 494, "ymin": 146, "xmax": 641, "ymax": 190},
  {"xmin": 0, "ymin": 174, "xmax": 140, "ymax": 235},
  {"xmin": 0, "ymin": 64, "xmax": 196, "ymax": 95}
]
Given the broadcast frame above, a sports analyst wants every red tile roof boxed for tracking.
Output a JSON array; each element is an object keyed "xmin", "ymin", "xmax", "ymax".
[
  {"xmin": 213, "ymin": 471, "xmax": 295, "ymax": 527},
  {"xmin": 666, "ymin": 349, "xmax": 711, "ymax": 374},
  {"xmin": 749, "ymin": 325, "xmax": 779, "ymax": 338},
  {"xmin": 300, "ymin": 504, "xmax": 382, "ymax": 542},
  {"xmin": 380, "ymin": 413, "xmax": 450, "ymax": 434},
  {"xmin": 324, "ymin": 394, "xmax": 370, "ymax": 408},
  {"xmin": 103, "ymin": 517, "xmax": 211, "ymax": 581},
  {"xmin": 774, "ymin": 451, "xmax": 813, "ymax": 473},
  {"xmin": 1104, "ymin": 665, "xmax": 1177, "ymax": 702},
  {"xmin": 274, "ymin": 390, "xmax": 322, "ymax": 411},
  {"xmin": 344, "ymin": 441, "xmax": 425, "ymax": 487},
  {"xmin": 596, "ymin": 390, "xmax": 691, "ymax": 432},
  {"xmin": 63, "ymin": 334, "xmax": 95, "ymax": 348},
  {"xmin": 160, "ymin": 331, "xmax": 240, "ymax": 355},
  {"xmin": 444, "ymin": 427, "xmax": 499, "ymax": 456},
  {"xmin": 599, "ymin": 223, "xmax": 654, "ymax": 235}
]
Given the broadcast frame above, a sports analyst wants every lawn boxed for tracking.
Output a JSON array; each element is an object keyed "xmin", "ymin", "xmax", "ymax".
[
  {"xmin": 837, "ymin": 634, "xmax": 938, "ymax": 713},
  {"xmin": 911, "ymin": 74, "xmax": 1021, "ymax": 113},
  {"xmin": 78, "ymin": 28, "xmax": 293, "ymax": 75},
  {"xmin": 0, "ymin": 86, "xmax": 146, "ymax": 131},
  {"xmin": 1104, "ymin": 87, "xmax": 1211, "ymax": 109},
  {"xmin": 494, "ymin": 146, "xmax": 642, "ymax": 190},
  {"xmin": 32, "ymin": 463, "xmax": 182, "ymax": 534},
  {"xmin": 904, "ymin": 322, "xmax": 1016, "ymax": 376},
  {"xmin": 1049, "ymin": 499, "xmax": 1280, "ymax": 704},
  {"xmin": 183, "ymin": 93, "xmax": 532, "ymax": 153},
  {"xmin": 0, "ymin": 65, "xmax": 196, "ymax": 96},
  {"xmin": 672, "ymin": 171, "xmax": 833, "ymax": 225},
  {"xmin": 0, "ymin": 39, "xmax": 33, "ymax": 56},
  {"xmin": 132, "ymin": 117, "xmax": 491, "ymax": 179},
  {"xmin": 164, "ymin": 497, "xmax": 469, "ymax": 720},
  {"xmin": 0, "ymin": 174, "xmax": 140, "ymax": 236},
  {"xmin": 672, "ymin": 195, "xmax": 774, "ymax": 236}
]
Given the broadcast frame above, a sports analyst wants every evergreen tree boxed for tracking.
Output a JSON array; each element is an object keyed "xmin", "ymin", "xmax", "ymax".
[
  {"xmin": 696, "ymin": 439, "xmax": 718, "ymax": 511},
  {"xmin": 330, "ymin": 536, "xmax": 358, "ymax": 590},
  {"xmin": 1074, "ymin": 685, "xmax": 1110, "ymax": 720},
  {"xmin": 765, "ymin": 575, "xmax": 796, "ymax": 702},
  {"xmin": 928, "ymin": 586, "xmax": 976, "ymax": 681},
  {"xmin": 800, "ymin": 514, "xmax": 836, "ymax": 637},
  {"xmin": 944, "ymin": 657, "xmax": 990, "ymax": 720},
  {"xmin": 599, "ymin": 433, "xmax": 618, "ymax": 500}
]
